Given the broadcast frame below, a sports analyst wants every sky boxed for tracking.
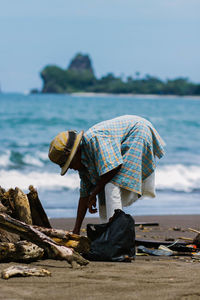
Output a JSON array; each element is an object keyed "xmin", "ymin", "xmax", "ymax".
[{"xmin": 0, "ymin": 0, "xmax": 200, "ymax": 93}]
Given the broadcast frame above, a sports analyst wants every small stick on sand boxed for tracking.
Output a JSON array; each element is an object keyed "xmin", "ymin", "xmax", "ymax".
[
  {"xmin": 178, "ymin": 237, "xmax": 193, "ymax": 241},
  {"xmin": 188, "ymin": 228, "xmax": 200, "ymax": 234}
]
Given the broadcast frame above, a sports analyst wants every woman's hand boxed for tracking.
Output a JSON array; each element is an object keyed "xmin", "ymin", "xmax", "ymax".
[
  {"xmin": 73, "ymin": 228, "xmax": 80, "ymax": 235},
  {"xmin": 87, "ymin": 194, "xmax": 97, "ymax": 214}
]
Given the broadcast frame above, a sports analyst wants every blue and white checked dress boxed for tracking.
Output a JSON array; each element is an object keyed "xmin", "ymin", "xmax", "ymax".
[{"xmin": 79, "ymin": 115, "xmax": 165, "ymax": 198}]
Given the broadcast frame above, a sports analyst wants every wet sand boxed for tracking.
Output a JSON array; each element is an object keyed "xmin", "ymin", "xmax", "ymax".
[{"xmin": 1, "ymin": 215, "xmax": 200, "ymax": 300}]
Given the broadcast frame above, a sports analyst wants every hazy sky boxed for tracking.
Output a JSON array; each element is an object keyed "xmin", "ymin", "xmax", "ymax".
[{"xmin": 1, "ymin": 0, "xmax": 200, "ymax": 92}]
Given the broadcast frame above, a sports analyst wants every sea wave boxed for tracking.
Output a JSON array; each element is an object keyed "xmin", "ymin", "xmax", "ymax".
[
  {"xmin": 156, "ymin": 164, "xmax": 200, "ymax": 192},
  {"xmin": 23, "ymin": 154, "xmax": 44, "ymax": 167},
  {"xmin": 0, "ymin": 170, "xmax": 80, "ymax": 191},
  {"xmin": 0, "ymin": 151, "xmax": 11, "ymax": 167},
  {"xmin": 0, "ymin": 164, "xmax": 200, "ymax": 194},
  {"xmin": 0, "ymin": 150, "xmax": 49, "ymax": 168}
]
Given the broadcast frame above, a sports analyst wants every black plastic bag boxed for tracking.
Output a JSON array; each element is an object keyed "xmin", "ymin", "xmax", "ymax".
[{"xmin": 85, "ymin": 209, "xmax": 135, "ymax": 262}]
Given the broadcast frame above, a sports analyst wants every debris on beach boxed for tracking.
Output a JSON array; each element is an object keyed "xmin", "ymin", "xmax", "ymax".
[
  {"xmin": 1, "ymin": 265, "xmax": 51, "ymax": 279},
  {"xmin": 135, "ymin": 222, "xmax": 159, "ymax": 227},
  {"xmin": 0, "ymin": 186, "xmax": 89, "ymax": 267},
  {"xmin": 172, "ymin": 227, "xmax": 181, "ymax": 231},
  {"xmin": 137, "ymin": 245, "xmax": 173, "ymax": 256},
  {"xmin": 135, "ymin": 226, "xmax": 200, "ymax": 260}
]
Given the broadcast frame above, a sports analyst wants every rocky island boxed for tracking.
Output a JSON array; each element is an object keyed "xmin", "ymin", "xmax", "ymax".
[{"xmin": 32, "ymin": 53, "xmax": 200, "ymax": 96}]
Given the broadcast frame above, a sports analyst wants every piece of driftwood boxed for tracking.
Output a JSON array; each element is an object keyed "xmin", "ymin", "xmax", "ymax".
[
  {"xmin": 27, "ymin": 185, "xmax": 51, "ymax": 228},
  {"xmin": 33, "ymin": 226, "xmax": 90, "ymax": 254},
  {"xmin": 0, "ymin": 228, "xmax": 19, "ymax": 244},
  {"xmin": 0, "ymin": 213, "xmax": 88, "ymax": 266},
  {"xmin": 12, "ymin": 188, "xmax": 32, "ymax": 225},
  {"xmin": 0, "ymin": 200, "xmax": 8, "ymax": 214},
  {"xmin": 188, "ymin": 228, "xmax": 200, "ymax": 234},
  {"xmin": 0, "ymin": 188, "xmax": 20, "ymax": 243},
  {"xmin": 0, "ymin": 187, "xmax": 15, "ymax": 215},
  {"xmin": 1, "ymin": 265, "xmax": 51, "ymax": 279},
  {"xmin": 0, "ymin": 241, "xmax": 44, "ymax": 262},
  {"xmin": 178, "ymin": 237, "xmax": 193, "ymax": 241},
  {"xmin": 135, "ymin": 222, "xmax": 159, "ymax": 227}
]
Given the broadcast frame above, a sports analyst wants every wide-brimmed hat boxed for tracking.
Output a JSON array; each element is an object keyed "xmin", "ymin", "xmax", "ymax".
[{"xmin": 48, "ymin": 130, "xmax": 84, "ymax": 176}]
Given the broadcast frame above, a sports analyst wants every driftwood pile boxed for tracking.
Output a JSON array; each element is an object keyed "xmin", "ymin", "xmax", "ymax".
[{"xmin": 0, "ymin": 185, "xmax": 89, "ymax": 267}]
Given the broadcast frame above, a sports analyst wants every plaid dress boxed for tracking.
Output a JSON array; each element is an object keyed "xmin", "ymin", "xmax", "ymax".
[{"xmin": 79, "ymin": 115, "xmax": 165, "ymax": 197}]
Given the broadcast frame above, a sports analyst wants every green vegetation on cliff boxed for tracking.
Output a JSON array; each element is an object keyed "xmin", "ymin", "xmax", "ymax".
[{"xmin": 37, "ymin": 53, "xmax": 200, "ymax": 95}]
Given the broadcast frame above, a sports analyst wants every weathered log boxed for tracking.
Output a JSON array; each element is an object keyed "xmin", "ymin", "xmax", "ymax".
[
  {"xmin": 0, "ymin": 228, "xmax": 19, "ymax": 243},
  {"xmin": 0, "ymin": 241, "xmax": 44, "ymax": 262},
  {"xmin": 0, "ymin": 200, "xmax": 8, "ymax": 214},
  {"xmin": 0, "ymin": 187, "xmax": 20, "ymax": 243},
  {"xmin": 0, "ymin": 213, "xmax": 88, "ymax": 266},
  {"xmin": 1, "ymin": 265, "xmax": 51, "ymax": 279},
  {"xmin": 12, "ymin": 188, "xmax": 32, "ymax": 225},
  {"xmin": 0, "ymin": 187, "xmax": 15, "ymax": 215},
  {"xmin": 32, "ymin": 226, "xmax": 74, "ymax": 239},
  {"xmin": 52, "ymin": 237, "xmax": 90, "ymax": 254},
  {"xmin": 32, "ymin": 226, "xmax": 90, "ymax": 254},
  {"xmin": 27, "ymin": 185, "xmax": 51, "ymax": 228}
]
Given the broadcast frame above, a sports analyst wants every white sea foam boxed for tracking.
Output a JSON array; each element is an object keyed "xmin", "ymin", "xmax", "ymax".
[
  {"xmin": 36, "ymin": 151, "xmax": 48, "ymax": 161},
  {"xmin": 0, "ymin": 170, "xmax": 80, "ymax": 191},
  {"xmin": 0, "ymin": 164, "xmax": 200, "ymax": 193},
  {"xmin": 23, "ymin": 154, "xmax": 44, "ymax": 167},
  {"xmin": 0, "ymin": 151, "xmax": 12, "ymax": 167},
  {"xmin": 0, "ymin": 151, "xmax": 47, "ymax": 168},
  {"xmin": 156, "ymin": 164, "xmax": 200, "ymax": 192}
]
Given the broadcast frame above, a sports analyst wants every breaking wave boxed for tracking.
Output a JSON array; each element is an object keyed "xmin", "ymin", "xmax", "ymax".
[
  {"xmin": 0, "ymin": 164, "xmax": 200, "ymax": 194},
  {"xmin": 0, "ymin": 150, "xmax": 48, "ymax": 168},
  {"xmin": 0, "ymin": 170, "xmax": 80, "ymax": 191},
  {"xmin": 156, "ymin": 164, "xmax": 200, "ymax": 192}
]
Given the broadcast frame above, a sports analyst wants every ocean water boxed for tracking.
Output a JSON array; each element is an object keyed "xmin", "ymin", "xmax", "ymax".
[{"xmin": 0, "ymin": 93, "xmax": 200, "ymax": 218}]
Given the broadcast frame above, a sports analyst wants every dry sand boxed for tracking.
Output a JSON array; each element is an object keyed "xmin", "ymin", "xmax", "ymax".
[{"xmin": 1, "ymin": 215, "xmax": 200, "ymax": 300}]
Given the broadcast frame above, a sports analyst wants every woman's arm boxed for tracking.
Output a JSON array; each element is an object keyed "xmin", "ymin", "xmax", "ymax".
[
  {"xmin": 73, "ymin": 165, "xmax": 122, "ymax": 233},
  {"xmin": 73, "ymin": 196, "xmax": 89, "ymax": 234},
  {"xmin": 87, "ymin": 165, "xmax": 122, "ymax": 213}
]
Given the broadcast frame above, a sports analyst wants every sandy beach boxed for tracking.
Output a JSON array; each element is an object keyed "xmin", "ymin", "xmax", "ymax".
[{"xmin": 0, "ymin": 215, "xmax": 200, "ymax": 299}]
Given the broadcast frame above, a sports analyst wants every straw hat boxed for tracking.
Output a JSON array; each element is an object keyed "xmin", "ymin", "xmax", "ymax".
[{"xmin": 48, "ymin": 130, "xmax": 84, "ymax": 176}]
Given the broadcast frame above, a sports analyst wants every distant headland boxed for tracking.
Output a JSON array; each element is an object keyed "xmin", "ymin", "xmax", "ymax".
[{"xmin": 31, "ymin": 53, "xmax": 200, "ymax": 96}]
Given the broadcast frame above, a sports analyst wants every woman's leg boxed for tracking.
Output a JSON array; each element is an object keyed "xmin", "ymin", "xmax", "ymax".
[{"xmin": 104, "ymin": 182, "xmax": 122, "ymax": 220}]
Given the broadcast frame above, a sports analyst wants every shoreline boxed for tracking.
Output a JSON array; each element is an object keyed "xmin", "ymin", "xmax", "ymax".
[
  {"xmin": 1, "ymin": 92, "xmax": 200, "ymax": 100},
  {"xmin": 71, "ymin": 92, "xmax": 200, "ymax": 99}
]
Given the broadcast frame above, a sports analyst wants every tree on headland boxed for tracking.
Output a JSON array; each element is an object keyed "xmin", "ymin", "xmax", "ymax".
[
  {"xmin": 41, "ymin": 66, "xmax": 68, "ymax": 93},
  {"xmin": 36, "ymin": 53, "xmax": 200, "ymax": 96},
  {"xmin": 40, "ymin": 54, "xmax": 96, "ymax": 93}
]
